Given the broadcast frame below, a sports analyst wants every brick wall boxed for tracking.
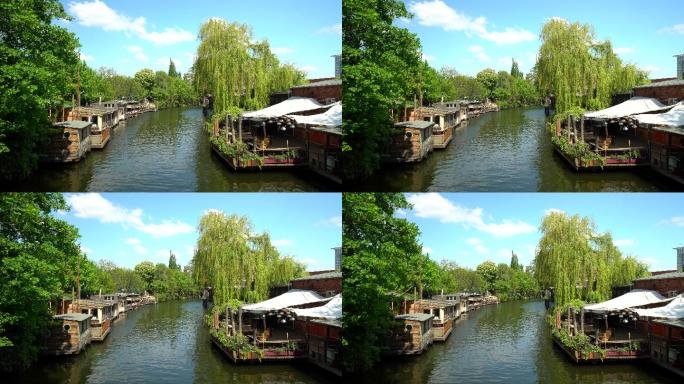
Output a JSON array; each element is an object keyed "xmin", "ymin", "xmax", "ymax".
[
  {"xmin": 291, "ymin": 277, "xmax": 341, "ymax": 295},
  {"xmin": 633, "ymin": 85, "xmax": 684, "ymax": 104},
  {"xmin": 633, "ymin": 277, "xmax": 684, "ymax": 295},
  {"xmin": 291, "ymin": 85, "xmax": 341, "ymax": 104}
]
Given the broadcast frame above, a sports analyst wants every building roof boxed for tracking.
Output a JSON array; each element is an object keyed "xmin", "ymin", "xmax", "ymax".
[
  {"xmin": 288, "ymin": 102, "xmax": 341, "ymax": 127},
  {"xmin": 291, "ymin": 79, "xmax": 342, "ymax": 89},
  {"xmin": 396, "ymin": 313, "xmax": 434, "ymax": 322},
  {"xmin": 634, "ymin": 79, "xmax": 684, "ymax": 89},
  {"xmin": 54, "ymin": 313, "xmax": 92, "ymax": 321},
  {"xmin": 636, "ymin": 102, "xmax": 684, "ymax": 129},
  {"xmin": 635, "ymin": 271, "xmax": 684, "ymax": 281},
  {"xmin": 291, "ymin": 294, "xmax": 341, "ymax": 320},
  {"xmin": 242, "ymin": 97, "xmax": 324, "ymax": 119},
  {"xmin": 584, "ymin": 97, "xmax": 669, "ymax": 119},
  {"xmin": 653, "ymin": 318, "xmax": 684, "ymax": 329},
  {"xmin": 293, "ymin": 271, "xmax": 342, "ymax": 281},
  {"xmin": 73, "ymin": 106, "xmax": 118, "ymax": 115},
  {"xmin": 415, "ymin": 106, "xmax": 459, "ymax": 115},
  {"xmin": 395, "ymin": 120, "xmax": 435, "ymax": 130},
  {"xmin": 54, "ymin": 121, "xmax": 93, "ymax": 129},
  {"xmin": 634, "ymin": 294, "xmax": 684, "ymax": 319},
  {"xmin": 241, "ymin": 289, "xmax": 326, "ymax": 313},
  {"xmin": 583, "ymin": 289, "xmax": 671, "ymax": 313},
  {"xmin": 311, "ymin": 318, "xmax": 342, "ymax": 328}
]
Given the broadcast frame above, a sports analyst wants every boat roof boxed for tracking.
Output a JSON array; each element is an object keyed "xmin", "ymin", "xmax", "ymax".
[
  {"xmin": 396, "ymin": 313, "xmax": 434, "ymax": 322},
  {"xmin": 311, "ymin": 318, "xmax": 342, "ymax": 328},
  {"xmin": 415, "ymin": 106, "xmax": 459, "ymax": 115},
  {"xmin": 54, "ymin": 120, "xmax": 93, "ymax": 129},
  {"xmin": 291, "ymin": 294, "xmax": 341, "ymax": 320},
  {"xmin": 241, "ymin": 289, "xmax": 326, "ymax": 313},
  {"xmin": 653, "ymin": 318, "xmax": 684, "ymax": 329},
  {"xmin": 54, "ymin": 313, "xmax": 91, "ymax": 322},
  {"xmin": 74, "ymin": 106, "xmax": 118, "ymax": 115},
  {"xmin": 395, "ymin": 120, "xmax": 435, "ymax": 130},
  {"xmin": 242, "ymin": 97, "xmax": 325, "ymax": 119},
  {"xmin": 584, "ymin": 97, "xmax": 670, "ymax": 119},
  {"xmin": 583, "ymin": 289, "xmax": 671, "ymax": 313},
  {"xmin": 634, "ymin": 294, "xmax": 684, "ymax": 319},
  {"xmin": 287, "ymin": 102, "xmax": 341, "ymax": 127}
]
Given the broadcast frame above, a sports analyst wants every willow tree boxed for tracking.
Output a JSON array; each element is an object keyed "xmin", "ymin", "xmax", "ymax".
[
  {"xmin": 192, "ymin": 211, "xmax": 304, "ymax": 306},
  {"xmin": 535, "ymin": 19, "xmax": 648, "ymax": 115},
  {"xmin": 193, "ymin": 19, "xmax": 304, "ymax": 116}
]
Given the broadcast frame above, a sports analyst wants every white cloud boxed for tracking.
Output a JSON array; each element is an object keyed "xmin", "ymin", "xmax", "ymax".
[
  {"xmin": 544, "ymin": 208, "xmax": 565, "ymax": 216},
  {"xmin": 666, "ymin": 216, "xmax": 684, "ymax": 227},
  {"xmin": 614, "ymin": 239, "xmax": 635, "ymax": 247},
  {"xmin": 422, "ymin": 246, "xmax": 434, "ymax": 255},
  {"xmin": 125, "ymin": 238, "xmax": 148, "ymax": 255},
  {"xmin": 316, "ymin": 23, "xmax": 341, "ymax": 35},
  {"xmin": 80, "ymin": 245, "xmax": 92, "ymax": 255},
  {"xmin": 660, "ymin": 24, "xmax": 684, "ymax": 35},
  {"xmin": 408, "ymin": 1, "xmax": 535, "ymax": 44},
  {"xmin": 298, "ymin": 257, "xmax": 318, "ymax": 266},
  {"xmin": 298, "ymin": 65, "xmax": 318, "ymax": 73},
  {"xmin": 80, "ymin": 53, "xmax": 95, "ymax": 62},
  {"xmin": 65, "ymin": 193, "xmax": 194, "ymax": 237},
  {"xmin": 469, "ymin": 45, "xmax": 490, "ymax": 62},
  {"xmin": 156, "ymin": 57, "xmax": 182, "ymax": 70},
  {"xmin": 316, "ymin": 216, "xmax": 342, "ymax": 228},
  {"xmin": 614, "ymin": 47, "xmax": 635, "ymax": 54},
  {"xmin": 421, "ymin": 53, "xmax": 436, "ymax": 62},
  {"xmin": 68, "ymin": 0, "xmax": 194, "ymax": 45},
  {"xmin": 641, "ymin": 64, "xmax": 661, "ymax": 74},
  {"xmin": 127, "ymin": 45, "xmax": 148, "ymax": 62},
  {"xmin": 407, "ymin": 193, "xmax": 535, "ymax": 237},
  {"xmin": 397, "ymin": 17, "xmax": 411, "ymax": 25},
  {"xmin": 272, "ymin": 239, "xmax": 294, "ymax": 247},
  {"xmin": 272, "ymin": 47, "xmax": 294, "ymax": 55},
  {"xmin": 467, "ymin": 238, "xmax": 489, "ymax": 255}
]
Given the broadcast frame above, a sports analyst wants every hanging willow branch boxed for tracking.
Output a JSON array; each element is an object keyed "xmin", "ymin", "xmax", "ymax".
[{"xmin": 193, "ymin": 19, "xmax": 306, "ymax": 117}]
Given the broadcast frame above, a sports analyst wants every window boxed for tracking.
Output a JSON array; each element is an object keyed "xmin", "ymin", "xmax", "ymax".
[{"xmin": 63, "ymin": 324, "xmax": 71, "ymax": 332}]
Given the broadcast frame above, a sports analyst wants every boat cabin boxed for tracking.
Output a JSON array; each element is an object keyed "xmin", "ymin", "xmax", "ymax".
[
  {"xmin": 409, "ymin": 299, "xmax": 456, "ymax": 341},
  {"xmin": 304, "ymin": 318, "xmax": 342, "ymax": 377},
  {"xmin": 649, "ymin": 319, "xmax": 684, "ymax": 378},
  {"xmin": 68, "ymin": 106, "xmax": 117, "ymax": 149},
  {"xmin": 410, "ymin": 107, "xmax": 459, "ymax": 149},
  {"xmin": 44, "ymin": 120, "xmax": 93, "ymax": 162},
  {"xmin": 390, "ymin": 313, "xmax": 434, "ymax": 355},
  {"xmin": 45, "ymin": 313, "xmax": 92, "ymax": 355},
  {"xmin": 69, "ymin": 299, "xmax": 115, "ymax": 341},
  {"xmin": 386, "ymin": 121, "xmax": 434, "ymax": 163}
]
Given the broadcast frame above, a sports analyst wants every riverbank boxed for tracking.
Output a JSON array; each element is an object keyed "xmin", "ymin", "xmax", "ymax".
[
  {"xmin": 0, "ymin": 108, "xmax": 332, "ymax": 192},
  {"xmin": 349, "ymin": 108, "xmax": 683, "ymax": 192},
  {"xmin": 354, "ymin": 300, "xmax": 680, "ymax": 384},
  {"xmin": 9, "ymin": 300, "xmax": 334, "ymax": 384}
]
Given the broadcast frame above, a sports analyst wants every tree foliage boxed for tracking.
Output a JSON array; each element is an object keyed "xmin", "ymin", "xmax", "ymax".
[
  {"xmin": 535, "ymin": 19, "xmax": 649, "ymax": 115},
  {"xmin": 191, "ymin": 211, "xmax": 305, "ymax": 306},
  {"xmin": 534, "ymin": 212, "xmax": 650, "ymax": 307},
  {"xmin": 193, "ymin": 19, "xmax": 304, "ymax": 115}
]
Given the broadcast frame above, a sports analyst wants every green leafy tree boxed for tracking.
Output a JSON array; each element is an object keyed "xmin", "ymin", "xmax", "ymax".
[
  {"xmin": 511, "ymin": 59, "xmax": 523, "ymax": 79},
  {"xmin": 0, "ymin": 0, "xmax": 80, "ymax": 180},
  {"xmin": 168, "ymin": 58, "xmax": 179, "ymax": 78},
  {"xmin": 510, "ymin": 252, "xmax": 521, "ymax": 270},
  {"xmin": 169, "ymin": 251, "xmax": 180, "ymax": 270},
  {"xmin": 476, "ymin": 68, "xmax": 498, "ymax": 100},
  {"xmin": 134, "ymin": 261, "xmax": 156, "ymax": 293},
  {"xmin": 134, "ymin": 68, "xmax": 156, "ymax": 100},
  {"xmin": 476, "ymin": 260, "xmax": 498, "ymax": 293}
]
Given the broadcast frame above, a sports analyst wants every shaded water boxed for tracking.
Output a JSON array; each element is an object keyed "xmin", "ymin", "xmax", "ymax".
[
  {"xmin": 4, "ymin": 108, "xmax": 330, "ymax": 191},
  {"xmin": 352, "ymin": 108, "xmax": 682, "ymax": 192},
  {"xmin": 11, "ymin": 301, "xmax": 333, "ymax": 384},
  {"xmin": 358, "ymin": 300, "xmax": 679, "ymax": 384}
]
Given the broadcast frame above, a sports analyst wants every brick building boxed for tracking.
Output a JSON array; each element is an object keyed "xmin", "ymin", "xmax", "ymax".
[
  {"xmin": 633, "ymin": 79, "xmax": 684, "ymax": 105},
  {"xmin": 290, "ymin": 79, "xmax": 341, "ymax": 105},
  {"xmin": 291, "ymin": 271, "xmax": 341, "ymax": 297},
  {"xmin": 633, "ymin": 271, "xmax": 684, "ymax": 297}
]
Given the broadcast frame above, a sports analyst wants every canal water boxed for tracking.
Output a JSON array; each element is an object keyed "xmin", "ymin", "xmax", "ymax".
[
  {"xmin": 357, "ymin": 300, "xmax": 680, "ymax": 384},
  {"xmin": 4, "ymin": 108, "xmax": 329, "ymax": 192},
  {"xmin": 352, "ymin": 108, "xmax": 683, "ymax": 192},
  {"xmin": 11, "ymin": 300, "xmax": 334, "ymax": 384}
]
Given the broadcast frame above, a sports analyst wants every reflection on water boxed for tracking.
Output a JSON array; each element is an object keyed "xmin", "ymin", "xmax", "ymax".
[
  {"xmin": 358, "ymin": 300, "xmax": 680, "ymax": 384},
  {"xmin": 11, "ymin": 301, "xmax": 334, "ymax": 384},
  {"xmin": 3, "ymin": 108, "xmax": 329, "ymax": 192},
  {"xmin": 352, "ymin": 108, "xmax": 682, "ymax": 192}
]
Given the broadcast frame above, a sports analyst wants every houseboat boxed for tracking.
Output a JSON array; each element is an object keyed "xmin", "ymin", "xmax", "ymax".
[
  {"xmin": 389, "ymin": 313, "xmax": 434, "ymax": 355},
  {"xmin": 648, "ymin": 318, "xmax": 684, "ymax": 378},
  {"xmin": 43, "ymin": 120, "xmax": 92, "ymax": 162},
  {"xmin": 210, "ymin": 97, "xmax": 329, "ymax": 171},
  {"xmin": 409, "ymin": 299, "xmax": 456, "ymax": 342},
  {"xmin": 291, "ymin": 102, "xmax": 342, "ymax": 184},
  {"xmin": 90, "ymin": 293, "xmax": 127, "ymax": 319},
  {"xmin": 385, "ymin": 121, "xmax": 434, "ymax": 163},
  {"xmin": 45, "ymin": 313, "xmax": 92, "ymax": 355},
  {"xmin": 69, "ymin": 299, "xmax": 115, "ymax": 341},
  {"xmin": 125, "ymin": 294, "xmax": 141, "ymax": 310},
  {"xmin": 68, "ymin": 106, "xmax": 118, "ymax": 149},
  {"xmin": 432, "ymin": 293, "xmax": 467, "ymax": 320},
  {"xmin": 290, "ymin": 294, "xmax": 342, "ymax": 376},
  {"xmin": 410, "ymin": 106, "xmax": 459, "ymax": 149},
  {"xmin": 634, "ymin": 102, "xmax": 684, "ymax": 185}
]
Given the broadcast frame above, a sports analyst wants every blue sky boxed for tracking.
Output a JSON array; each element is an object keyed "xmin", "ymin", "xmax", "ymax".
[
  {"xmin": 57, "ymin": 193, "xmax": 341, "ymax": 271},
  {"xmin": 57, "ymin": 0, "xmax": 341, "ymax": 78},
  {"xmin": 400, "ymin": 0, "xmax": 684, "ymax": 78},
  {"xmin": 403, "ymin": 193, "xmax": 684, "ymax": 272}
]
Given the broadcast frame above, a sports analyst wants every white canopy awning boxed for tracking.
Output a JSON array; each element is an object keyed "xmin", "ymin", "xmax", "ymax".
[
  {"xmin": 241, "ymin": 97, "xmax": 324, "ymax": 119},
  {"xmin": 634, "ymin": 294, "xmax": 684, "ymax": 319},
  {"xmin": 583, "ymin": 289, "xmax": 669, "ymax": 313},
  {"xmin": 241, "ymin": 289, "xmax": 325, "ymax": 313},
  {"xmin": 584, "ymin": 97, "xmax": 669, "ymax": 119},
  {"xmin": 290, "ymin": 294, "xmax": 341, "ymax": 319},
  {"xmin": 287, "ymin": 102, "xmax": 341, "ymax": 127},
  {"xmin": 635, "ymin": 102, "xmax": 684, "ymax": 127}
]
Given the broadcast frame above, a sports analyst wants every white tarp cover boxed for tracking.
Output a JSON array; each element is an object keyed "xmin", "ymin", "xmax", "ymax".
[
  {"xmin": 584, "ymin": 97, "xmax": 668, "ymax": 119},
  {"xmin": 634, "ymin": 295, "xmax": 684, "ymax": 319},
  {"xmin": 635, "ymin": 102, "xmax": 684, "ymax": 127},
  {"xmin": 241, "ymin": 289, "xmax": 325, "ymax": 312},
  {"xmin": 290, "ymin": 294, "xmax": 342, "ymax": 319},
  {"xmin": 241, "ymin": 97, "xmax": 323, "ymax": 119},
  {"xmin": 287, "ymin": 102, "xmax": 341, "ymax": 127},
  {"xmin": 583, "ymin": 289, "xmax": 668, "ymax": 313}
]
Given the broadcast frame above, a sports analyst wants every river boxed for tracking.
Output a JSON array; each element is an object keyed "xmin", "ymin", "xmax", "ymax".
[
  {"xmin": 3, "ymin": 108, "xmax": 331, "ymax": 192},
  {"xmin": 352, "ymin": 108, "xmax": 683, "ymax": 192},
  {"xmin": 10, "ymin": 300, "xmax": 334, "ymax": 384},
  {"xmin": 356, "ymin": 300, "xmax": 679, "ymax": 384}
]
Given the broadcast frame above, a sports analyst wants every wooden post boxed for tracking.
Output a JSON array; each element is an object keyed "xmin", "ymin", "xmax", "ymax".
[
  {"xmin": 238, "ymin": 308, "xmax": 243, "ymax": 334},
  {"xmin": 580, "ymin": 118, "xmax": 585, "ymax": 142},
  {"xmin": 238, "ymin": 118, "xmax": 243, "ymax": 142},
  {"xmin": 226, "ymin": 307, "xmax": 229, "ymax": 335},
  {"xmin": 567, "ymin": 307, "xmax": 571, "ymax": 334},
  {"xmin": 580, "ymin": 309, "xmax": 585, "ymax": 335}
]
